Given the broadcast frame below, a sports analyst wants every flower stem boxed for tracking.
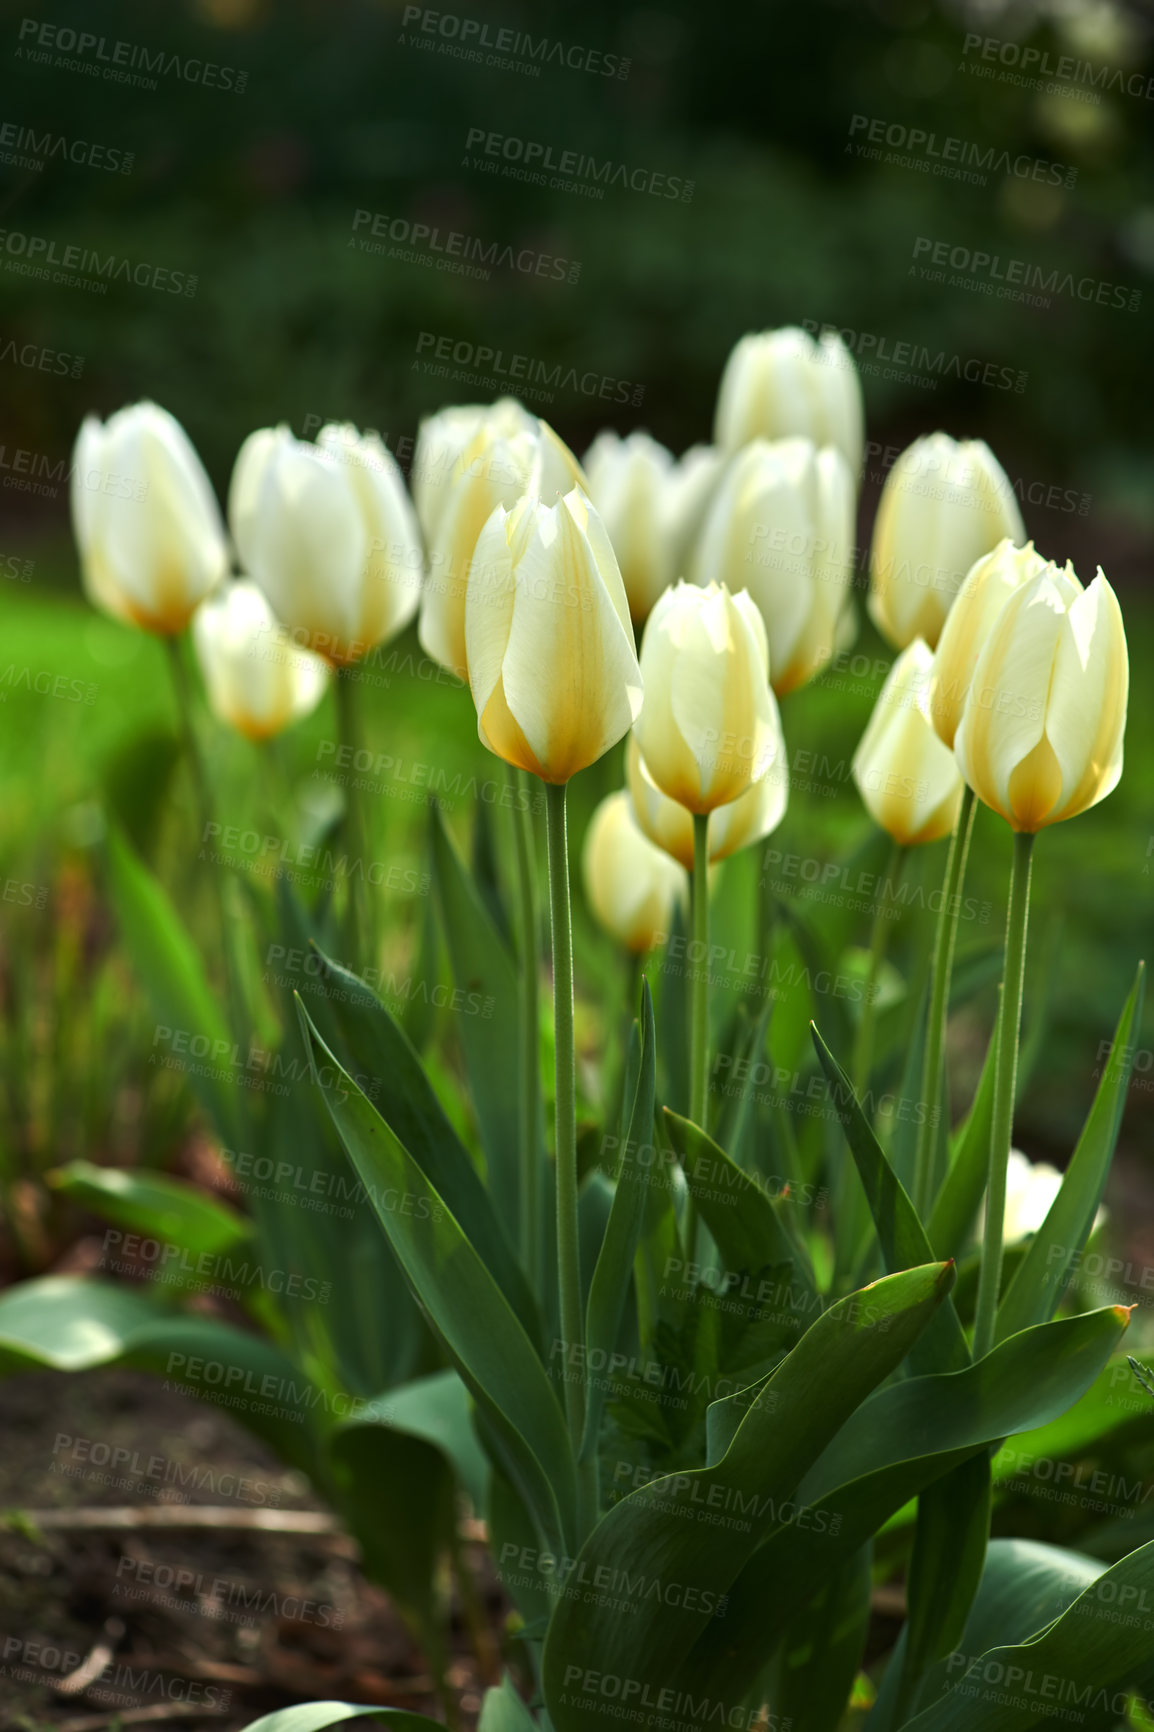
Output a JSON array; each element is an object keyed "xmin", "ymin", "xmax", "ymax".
[
  {"xmin": 690, "ymin": 813, "xmax": 711, "ymax": 1127},
  {"xmin": 851, "ymin": 842, "xmax": 906, "ymax": 1095},
  {"xmin": 511, "ymin": 768, "xmax": 541, "ymax": 1297},
  {"xmin": 334, "ymin": 666, "xmax": 373, "ymax": 966},
  {"xmin": 544, "ymin": 780, "xmax": 591, "ymax": 1525},
  {"xmin": 165, "ymin": 635, "xmax": 246, "ymax": 1073},
  {"xmin": 912, "ymin": 785, "xmax": 977, "ymax": 1219},
  {"xmin": 973, "ymin": 828, "xmax": 1034, "ymax": 1360}
]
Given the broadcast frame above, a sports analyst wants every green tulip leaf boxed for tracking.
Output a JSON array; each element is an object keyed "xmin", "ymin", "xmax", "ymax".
[
  {"xmin": 222, "ymin": 1705, "xmax": 443, "ymax": 1732},
  {"xmin": 296, "ymin": 999, "xmax": 576, "ymax": 1556},
  {"xmin": 49, "ymin": 1160, "xmax": 250, "ymax": 1259}
]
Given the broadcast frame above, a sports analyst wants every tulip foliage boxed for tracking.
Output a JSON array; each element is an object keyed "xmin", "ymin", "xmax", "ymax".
[{"xmin": 0, "ymin": 350, "xmax": 1151, "ymax": 1732}]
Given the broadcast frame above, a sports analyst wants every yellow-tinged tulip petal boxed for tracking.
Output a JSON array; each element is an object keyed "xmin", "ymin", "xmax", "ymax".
[
  {"xmin": 929, "ymin": 538, "xmax": 1050, "ymax": 749},
  {"xmin": 71, "ymin": 402, "xmax": 228, "ymax": 635},
  {"xmin": 634, "ymin": 582, "xmax": 781, "ymax": 814},
  {"xmin": 714, "ymin": 326, "xmax": 864, "ymax": 474},
  {"xmin": 692, "ymin": 436, "xmax": 855, "ymax": 695},
  {"xmin": 583, "ymin": 430, "xmax": 675, "ymax": 625},
  {"xmin": 465, "ymin": 489, "xmax": 642, "ymax": 783},
  {"xmin": 955, "ymin": 562, "xmax": 1128, "ymax": 831},
  {"xmin": 868, "ymin": 434, "xmax": 1025, "ymax": 649},
  {"xmin": 853, "ymin": 640, "xmax": 963, "ymax": 845},
  {"xmin": 582, "ymin": 791, "xmax": 688, "ymax": 953},
  {"xmin": 229, "ymin": 422, "xmax": 421, "ymax": 667},
  {"xmin": 625, "ymin": 734, "xmax": 787, "ymax": 870},
  {"xmin": 418, "ymin": 405, "xmax": 585, "ymax": 679},
  {"xmin": 192, "ymin": 580, "xmax": 329, "ymax": 741}
]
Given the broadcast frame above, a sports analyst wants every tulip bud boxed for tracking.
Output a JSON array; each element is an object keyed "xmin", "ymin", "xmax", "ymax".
[
  {"xmin": 465, "ymin": 488, "xmax": 642, "ymax": 783},
  {"xmin": 868, "ymin": 433, "xmax": 1025, "ymax": 650},
  {"xmin": 714, "ymin": 326, "xmax": 864, "ymax": 475},
  {"xmin": 954, "ymin": 562, "xmax": 1128, "ymax": 832},
  {"xmin": 192, "ymin": 580, "xmax": 329, "ymax": 741},
  {"xmin": 582, "ymin": 791, "xmax": 688, "ymax": 953},
  {"xmin": 71, "ymin": 402, "xmax": 228, "ymax": 635},
  {"xmin": 634, "ymin": 582, "xmax": 781, "ymax": 814},
  {"xmin": 411, "ymin": 401, "xmax": 503, "ymax": 546},
  {"xmin": 418, "ymin": 402, "xmax": 585, "ymax": 678},
  {"xmin": 583, "ymin": 430, "xmax": 675, "ymax": 626},
  {"xmin": 666, "ymin": 444, "xmax": 727, "ymax": 576},
  {"xmin": 625, "ymin": 735, "xmax": 786, "ymax": 871},
  {"xmin": 852, "ymin": 639, "xmax": 963, "ymax": 846},
  {"xmin": 929, "ymin": 539, "xmax": 1050, "ymax": 749},
  {"xmin": 692, "ymin": 437, "xmax": 855, "ymax": 696},
  {"xmin": 978, "ymin": 1148, "xmax": 1107, "ymax": 1244},
  {"xmin": 228, "ymin": 422, "xmax": 421, "ymax": 668}
]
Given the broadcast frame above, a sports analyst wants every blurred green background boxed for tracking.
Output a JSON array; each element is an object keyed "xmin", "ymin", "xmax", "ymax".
[{"xmin": 1, "ymin": 0, "xmax": 1152, "ymax": 1262}]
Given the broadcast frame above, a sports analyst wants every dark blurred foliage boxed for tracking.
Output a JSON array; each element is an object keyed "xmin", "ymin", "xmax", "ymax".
[{"xmin": 3, "ymin": 0, "xmax": 1153, "ymax": 576}]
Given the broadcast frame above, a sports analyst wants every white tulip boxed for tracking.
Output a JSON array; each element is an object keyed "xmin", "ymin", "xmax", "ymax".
[
  {"xmin": 634, "ymin": 582, "xmax": 782, "ymax": 814},
  {"xmin": 979, "ymin": 1149, "xmax": 1105, "ymax": 1244},
  {"xmin": 869, "ymin": 434, "xmax": 1025, "ymax": 650},
  {"xmin": 71, "ymin": 402, "xmax": 228, "ymax": 634},
  {"xmin": 583, "ymin": 430, "xmax": 676, "ymax": 625},
  {"xmin": 192, "ymin": 580, "xmax": 329, "ymax": 741},
  {"xmin": 852, "ymin": 639, "xmax": 963, "ymax": 846},
  {"xmin": 582, "ymin": 790, "xmax": 687, "ymax": 953},
  {"xmin": 411, "ymin": 399, "xmax": 515, "ymax": 547},
  {"xmin": 954, "ymin": 561, "xmax": 1128, "ymax": 833},
  {"xmin": 692, "ymin": 437, "xmax": 855, "ymax": 695},
  {"xmin": 714, "ymin": 326, "xmax": 864, "ymax": 474},
  {"xmin": 228, "ymin": 422, "xmax": 422, "ymax": 667},
  {"xmin": 418, "ymin": 402, "xmax": 584, "ymax": 678},
  {"xmin": 929, "ymin": 539, "xmax": 1050, "ymax": 750}
]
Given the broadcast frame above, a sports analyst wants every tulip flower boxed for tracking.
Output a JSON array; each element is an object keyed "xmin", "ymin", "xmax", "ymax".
[
  {"xmin": 714, "ymin": 326, "xmax": 864, "ymax": 474},
  {"xmin": 929, "ymin": 539, "xmax": 1050, "ymax": 750},
  {"xmin": 692, "ymin": 437, "xmax": 855, "ymax": 695},
  {"xmin": 419, "ymin": 402, "xmax": 585, "ymax": 678},
  {"xmin": 852, "ymin": 640, "xmax": 964, "ymax": 847},
  {"xmin": 192, "ymin": 580, "xmax": 329, "ymax": 741},
  {"xmin": 869, "ymin": 434, "xmax": 1025, "ymax": 650},
  {"xmin": 410, "ymin": 400, "xmax": 499, "ymax": 546},
  {"xmin": 582, "ymin": 432, "xmax": 727, "ymax": 626},
  {"xmin": 582, "ymin": 791, "xmax": 687, "ymax": 953},
  {"xmin": 464, "ymin": 488, "xmax": 642, "ymax": 784},
  {"xmin": 71, "ymin": 402, "xmax": 228, "ymax": 635},
  {"xmin": 228, "ymin": 422, "xmax": 422, "ymax": 668},
  {"xmin": 624, "ymin": 735, "xmax": 786, "ymax": 871},
  {"xmin": 954, "ymin": 561, "xmax": 1128, "ymax": 833},
  {"xmin": 634, "ymin": 582, "xmax": 782, "ymax": 814},
  {"xmin": 582, "ymin": 430, "xmax": 676, "ymax": 625}
]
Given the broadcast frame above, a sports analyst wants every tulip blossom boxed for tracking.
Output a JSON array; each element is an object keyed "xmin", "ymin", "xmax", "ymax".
[
  {"xmin": 418, "ymin": 402, "xmax": 585, "ymax": 678},
  {"xmin": 71, "ymin": 402, "xmax": 228, "ymax": 635},
  {"xmin": 853, "ymin": 639, "xmax": 963, "ymax": 846},
  {"xmin": 410, "ymin": 400, "xmax": 496, "ymax": 547},
  {"xmin": 229, "ymin": 422, "xmax": 422, "ymax": 667},
  {"xmin": 464, "ymin": 488, "xmax": 642, "ymax": 784},
  {"xmin": 624, "ymin": 735, "xmax": 786, "ymax": 871},
  {"xmin": 869, "ymin": 434, "xmax": 1025, "ymax": 650},
  {"xmin": 582, "ymin": 791, "xmax": 687, "ymax": 953},
  {"xmin": 692, "ymin": 437, "xmax": 855, "ymax": 695},
  {"xmin": 634, "ymin": 582, "xmax": 782, "ymax": 814},
  {"xmin": 713, "ymin": 326, "xmax": 864, "ymax": 474},
  {"xmin": 929, "ymin": 539, "xmax": 1051, "ymax": 750},
  {"xmin": 954, "ymin": 562, "xmax": 1128, "ymax": 832},
  {"xmin": 191, "ymin": 580, "xmax": 329, "ymax": 741}
]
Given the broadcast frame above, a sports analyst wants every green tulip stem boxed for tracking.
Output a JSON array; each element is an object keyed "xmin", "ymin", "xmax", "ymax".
[
  {"xmin": 913, "ymin": 784, "xmax": 978, "ymax": 1218},
  {"xmin": 544, "ymin": 779, "xmax": 591, "ymax": 1523},
  {"xmin": 851, "ymin": 840, "xmax": 907, "ymax": 1096},
  {"xmin": 165, "ymin": 635, "xmax": 246, "ymax": 1074},
  {"xmin": 683, "ymin": 811, "xmax": 711, "ymax": 1261},
  {"xmin": 334, "ymin": 666, "xmax": 374, "ymax": 967},
  {"xmin": 511, "ymin": 767, "xmax": 542, "ymax": 1297},
  {"xmin": 973, "ymin": 828, "xmax": 1035, "ymax": 1360}
]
